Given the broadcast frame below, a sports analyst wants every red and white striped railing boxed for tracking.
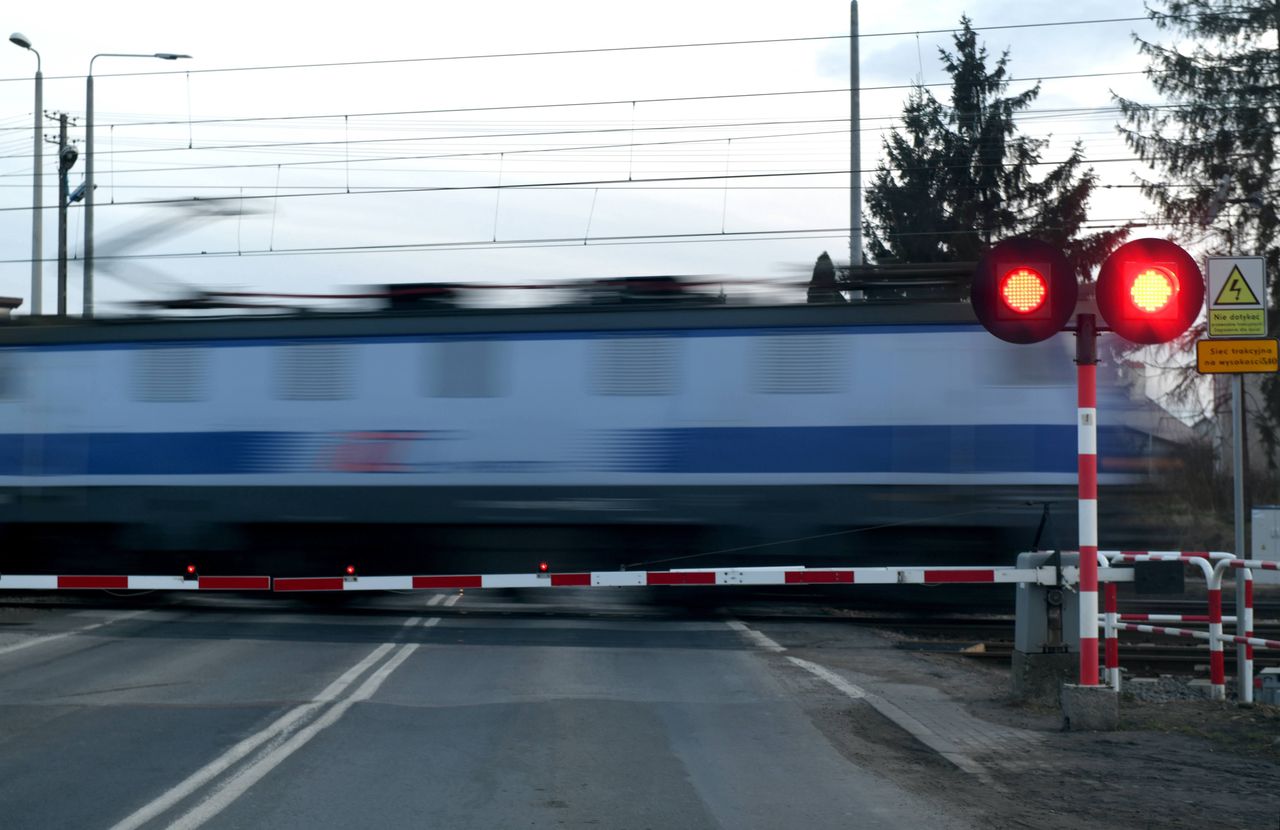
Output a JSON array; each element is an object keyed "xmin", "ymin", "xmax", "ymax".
[
  {"xmin": 1109, "ymin": 622, "xmax": 1280, "ymax": 652},
  {"xmin": 1098, "ymin": 553, "xmax": 1272, "ymax": 704}
]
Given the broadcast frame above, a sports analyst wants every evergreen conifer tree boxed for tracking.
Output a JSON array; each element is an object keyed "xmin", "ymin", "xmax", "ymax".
[
  {"xmin": 863, "ymin": 18, "xmax": 1126, "ymax": 281},
  {"xmin": 1117, "ymin": 1, "xmax": 1280, "ymax": 458}
]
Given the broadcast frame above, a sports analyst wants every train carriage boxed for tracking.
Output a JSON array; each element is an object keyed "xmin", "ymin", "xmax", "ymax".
[{"xmin": 0, "ymin": 297, "xmax": 1172, "ymax": 576}]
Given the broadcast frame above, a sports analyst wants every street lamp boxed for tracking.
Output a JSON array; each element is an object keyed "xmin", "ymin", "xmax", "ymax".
[
  {"xmin": 84, "ymin": 51, "xmax": 190, "ymax": 318},
  {"xmin": 9, "ymin": 33, "xmax": 42, "ymax": 315}
]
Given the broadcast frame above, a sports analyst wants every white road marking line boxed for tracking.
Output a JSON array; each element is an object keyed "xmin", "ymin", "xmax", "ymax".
[
  {"xmin": 0, "ymin": 608, "xmax": 154, "ymax": 659},
  {"xmin": 785, "ymin": 657, "xmax": 992, "ymax": 781},
  {"xmin": 444, "ymin": 592, "xmax": 462, "ymax": 607},
  {"xmin": 107, "ymin": 641, "xmax": 397, "ymax": 830},
  {"xmin": 724, "ymin": 619, "xmax": 786, "ymax": 653},
  {"xmin": 728, "ymin": 618, "xmax": 994, "ymax": 781},
  {"xmin": 426, "ymin": 594, "xmax": 445, "ymax": 607},
  {"xmin": 168, "ymin": 619, "xmax": 434, "ymax": 830},
  {"xmin": 785, "ymin": 656, "xmax": 867, "ymax": 699}
]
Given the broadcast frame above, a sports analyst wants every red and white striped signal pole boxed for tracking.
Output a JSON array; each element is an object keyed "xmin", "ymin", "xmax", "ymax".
[{"xmin": 1076, "ymin": 312, "xmax": 1100, "ymax": 685}]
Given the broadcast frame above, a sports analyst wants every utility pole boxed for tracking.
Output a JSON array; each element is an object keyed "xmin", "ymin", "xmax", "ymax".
[
  {"xmin": 849, "ymin": 1, "xmax": 862, "ymax": 267},
  {"xmin": 47, "ymin": 112, "xmax": 77, "ymax": 317}
]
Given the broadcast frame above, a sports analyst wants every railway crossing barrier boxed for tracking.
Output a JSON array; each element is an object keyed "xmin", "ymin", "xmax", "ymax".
[
  {"xmin": 4, "ymin": 553, "xmax": 1274, "ymax": 710},
  {"xmin": 0, "ymin": 564, "xmax": 1062, "ymax": 593}
]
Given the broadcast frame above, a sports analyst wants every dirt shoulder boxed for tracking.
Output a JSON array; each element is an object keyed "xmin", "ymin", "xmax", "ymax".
[{"xmin": 751, "ymin": 615, "xmax": 1280, "ymax": 830}]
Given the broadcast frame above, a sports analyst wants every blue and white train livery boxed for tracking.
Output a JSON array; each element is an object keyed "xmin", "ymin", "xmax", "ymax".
[{"xmin": 0, "ymin": 300, "xmax": 1171, "ymax": 576}]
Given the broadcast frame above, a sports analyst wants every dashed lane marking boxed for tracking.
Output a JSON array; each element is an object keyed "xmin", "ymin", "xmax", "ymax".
[
  {"xmin": 426, "ymin": 594, "xmax": 445, "ymax": 607},
  {"xmin": 444, "ymin": 592, "xmax": 462, "ymax": 607},
  {"xmin": 0, "ymin": 608, "xmax": 154, "ymax": 659}
]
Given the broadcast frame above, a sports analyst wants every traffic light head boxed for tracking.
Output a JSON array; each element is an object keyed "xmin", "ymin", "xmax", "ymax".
[
  {"xmin": 972, "ymin": 238, "xmax": 1078, "ymax": 343},
  {"xmin": 1096, "ymin": 238, "xmax": 1203, "ymax": 344}
]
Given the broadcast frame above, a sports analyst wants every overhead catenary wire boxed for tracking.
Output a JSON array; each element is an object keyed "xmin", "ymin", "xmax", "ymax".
[
  {"xmin": 0, "ymin": 216, "xmax": 1164, "ymax": 268},
  {"xmin": 0, "ymin": 144, "xmax": 1246, "ymax": 215},
  {"xmin": 0, "ymin": 16, "xmax": 1177, "ymax": 85},
  {"xmin": 8, "ymin": 97, "xmax": 1250, "ymax": 139},
  {"xmin": 24, "ymin": 74, "xmax": 1206, "ymax": 136},
  {"xmin": 0, "ymin": 125, "xmax": 854, "ymax": 179},
  {"xmin": 0, "ymin": 169, "xmax": 853, "ymax": 213},
  {"xmin": 0, "ymin": 68, "xmax": 1163, "ymax": 156},
  {"xmin": 2, "ymin": 116, "xmax": 856, "ymax": 161},
  {"xmin": 0, "ymin": 99, "xmax": 1231, "ymax": 184},
  {"xmin": 0, "ymin": 108, "xmax": 1151, "ymax": 180}
]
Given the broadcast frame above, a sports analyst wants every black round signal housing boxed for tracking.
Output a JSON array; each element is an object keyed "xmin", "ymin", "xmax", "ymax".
[
  {"xmin": 1096, "ymin": 238, "xmax": 1203, "ymax": 344},
  {"xmin": 972, "ymin": 238, "xmax": 1078, "ymax": 344}
]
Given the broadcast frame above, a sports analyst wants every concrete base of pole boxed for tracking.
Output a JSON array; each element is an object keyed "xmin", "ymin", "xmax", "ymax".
[
  {"xmin": 1011, "ymin": 650, "xmax": 1077, "ymax": 703},
  {"xmin": 1061, "ymin": 684, "xmax": 1119, "ymax": 731}
]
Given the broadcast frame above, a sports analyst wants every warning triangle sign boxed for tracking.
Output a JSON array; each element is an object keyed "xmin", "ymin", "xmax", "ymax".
[{"xmin": 1214, "ymin": 265, "xmax": 1261, "ymax": 305}]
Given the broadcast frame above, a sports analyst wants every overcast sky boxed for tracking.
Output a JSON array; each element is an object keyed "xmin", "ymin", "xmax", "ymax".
[{"xmin": 0, "ymin": 1, "xmax": 1171, "ymax": 314}]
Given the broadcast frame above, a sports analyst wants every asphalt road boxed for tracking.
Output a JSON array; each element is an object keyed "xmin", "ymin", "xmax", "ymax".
[{"xmin": 0, "ymin": 589, "xmax": 967, "ymax": 829}]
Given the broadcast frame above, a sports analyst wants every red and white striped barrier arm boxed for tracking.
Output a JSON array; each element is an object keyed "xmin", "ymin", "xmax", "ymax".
[
  {"xmin": 1112, "ymin": 622, "xmax": 1280, "ymax": 651},
  {"xmin": 273, "ymin": 565, "xmax": 1054, "ymax": 592},
  {"xmin": 0, "ymin": 575, "xmax": 271, "ymax": 591}
]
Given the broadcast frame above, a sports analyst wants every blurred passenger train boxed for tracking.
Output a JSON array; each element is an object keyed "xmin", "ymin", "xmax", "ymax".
[{"xmin": 0, "ymin": 284, "xmax": 1178, "ymax": 577}]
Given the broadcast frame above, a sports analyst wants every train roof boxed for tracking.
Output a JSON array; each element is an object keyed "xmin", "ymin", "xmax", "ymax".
[{"xmin": 0, "ymin": 301, "xmax": 981, "ymax": 348}]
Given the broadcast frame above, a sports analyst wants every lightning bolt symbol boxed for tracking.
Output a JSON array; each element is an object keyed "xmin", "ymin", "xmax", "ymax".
[{"xmin": 1231, "ymin": 284, "xmax": 1242, "ymax": 301}]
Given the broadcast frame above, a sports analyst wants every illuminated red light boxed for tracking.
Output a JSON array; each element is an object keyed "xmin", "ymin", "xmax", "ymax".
[
  {"xmin": 1097, "ymin": 240, "xmax": 1202, "ymax": 343},
  {"xmin": 998, "ymin": 267, "xmax": 1047, "ymax": 314},
  {"xmin": 186, "ymin": 564, "xmax": 196, "ymax": 575},
  {"xmin": 538, "ymin": 561, "xmax": 549, "ymax": 573},
  {"xmin": 972, "ymin": 240, "xmax": 1075, "ymax": 343},
  {"xmin": 345, "ymin": 565, "xmax": 356, "ymax": 576},
  {"xmin": 1128, "ymin": 267, "xmax": 1175, "ymax": 314}
]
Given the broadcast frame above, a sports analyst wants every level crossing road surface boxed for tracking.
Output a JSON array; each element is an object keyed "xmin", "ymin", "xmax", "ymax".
[{"xmin": 0, "ymin": 589, "xmax": 968, "ymax": 829}]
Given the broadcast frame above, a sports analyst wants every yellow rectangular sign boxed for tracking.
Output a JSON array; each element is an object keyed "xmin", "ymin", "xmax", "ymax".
[{"xmin": 1196, "ymin": 338, "xmax": 1279, "ymax": 374}]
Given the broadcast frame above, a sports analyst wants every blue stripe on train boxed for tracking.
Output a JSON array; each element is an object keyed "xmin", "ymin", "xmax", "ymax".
[
  {"xmin": 606, "ymin": 425, "xmax": 1140, "ymax": 474},
  {"xmin": 0, "ymin": 425, "xmax": 1147, "ymax": 476},
  {"xmin": 0, "ymin": 432, "xmax": 297, "ymax": 476}
]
